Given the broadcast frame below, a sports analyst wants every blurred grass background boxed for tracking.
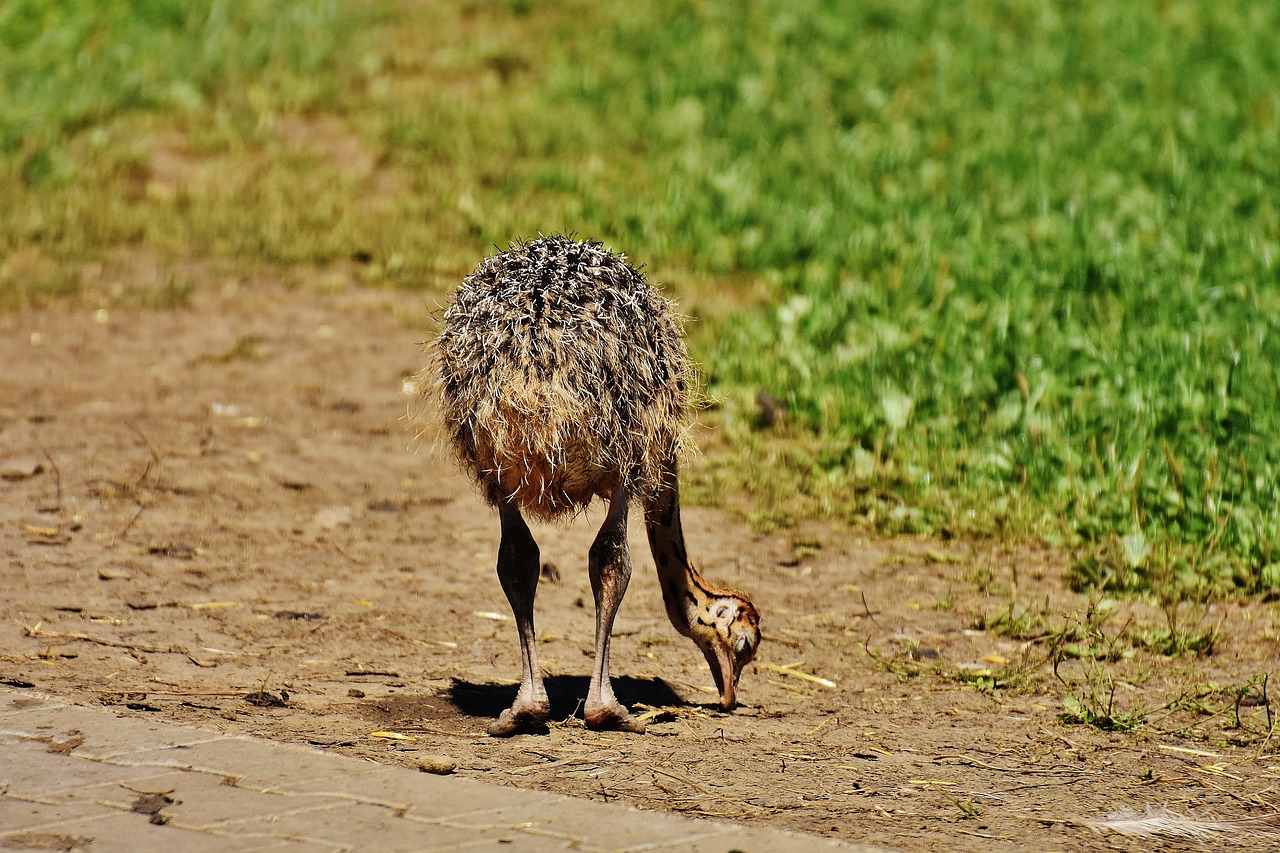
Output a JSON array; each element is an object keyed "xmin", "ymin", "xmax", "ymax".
[{"xmin": 3, "ymin": 0, "xmax": 1278, "ymax": 597}]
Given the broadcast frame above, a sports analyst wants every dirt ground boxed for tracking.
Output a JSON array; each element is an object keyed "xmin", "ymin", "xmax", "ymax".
[{"xmin": 3, "ymin": 274, "xmax": 1279, "ymax": 852}]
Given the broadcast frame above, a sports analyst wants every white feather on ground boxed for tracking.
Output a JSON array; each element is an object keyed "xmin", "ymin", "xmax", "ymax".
[{"xmin": 1088, "ymin": 807, "xmax": 1280, "ymax": 839}]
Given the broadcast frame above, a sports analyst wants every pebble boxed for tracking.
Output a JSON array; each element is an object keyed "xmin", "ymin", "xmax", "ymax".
[
  {"xmin": 417, "ymin": 754, "xmax": 456, "ymax": 775},
  {"xmin": 0, "ymin": 459, "xmax": 43, "ymax": 481}
]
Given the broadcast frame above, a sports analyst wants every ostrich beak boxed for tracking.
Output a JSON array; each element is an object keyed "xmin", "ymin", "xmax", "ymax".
[{"xmin": 702, "ymin": 643, "xmax": 737, "ymax": 710}]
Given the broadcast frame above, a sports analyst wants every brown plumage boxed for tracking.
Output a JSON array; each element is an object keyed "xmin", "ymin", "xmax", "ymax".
[
  {"xmin": 435, "ymin": 236, "xmax": 691, "ymax": 520},
  {"xmin": 430, "ymin": 236, "xmax": 759, "ymax": 736}
]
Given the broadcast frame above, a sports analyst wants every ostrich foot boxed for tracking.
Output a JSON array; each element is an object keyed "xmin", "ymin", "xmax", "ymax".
[
  {"xmin": 487, "ymin": 701, "xmax": 550, "ymax": 737},
  {"xmin": 584, "ymin": 701, "xmax": 646, "ymax": 734}
]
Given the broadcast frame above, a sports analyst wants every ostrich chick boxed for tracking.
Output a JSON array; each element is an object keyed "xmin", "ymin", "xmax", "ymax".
[{"xmin": 434, "ymin": 236, "xmax": 761, "ymax": 736}]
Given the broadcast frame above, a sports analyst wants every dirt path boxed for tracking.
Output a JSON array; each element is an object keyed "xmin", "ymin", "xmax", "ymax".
[{"xmin": 2, "ymin": 280, "xmax": 1278, "ymax": 851}]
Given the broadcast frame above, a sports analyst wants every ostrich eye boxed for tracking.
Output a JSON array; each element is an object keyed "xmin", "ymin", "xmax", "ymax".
[{"xmin": 714, "ymin": 603, "xmax": 732, "ymax": 621}]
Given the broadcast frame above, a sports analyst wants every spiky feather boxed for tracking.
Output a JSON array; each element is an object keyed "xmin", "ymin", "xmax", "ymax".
[{"xmin": 433, "ymin": 236, "xmax": 693, "ymax": 520}]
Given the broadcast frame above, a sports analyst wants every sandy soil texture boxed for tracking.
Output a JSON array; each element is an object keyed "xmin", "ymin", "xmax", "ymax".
[{"xmin": 3, "ymin": 279, "xmax": 1278, "ymax": 851}]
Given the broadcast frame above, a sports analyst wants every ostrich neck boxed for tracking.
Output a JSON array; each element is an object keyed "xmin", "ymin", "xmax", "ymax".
[{"xmin": 644, "ymin": 482, "xmax": 715, "ymax": 637}]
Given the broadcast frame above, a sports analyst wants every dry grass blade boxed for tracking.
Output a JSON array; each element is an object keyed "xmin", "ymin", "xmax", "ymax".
[
  {"xmin": 95, "ymin": 689, "xmax": 252, "ymax": 698},
  {"xmin": 633, "ymin": 705, "xmax": 683, "ymax": 724},
  {"xmin": 508, "ymin": 755, "xmax": 600, "ymax": 775},
  {"xmin": 650, "ymin": 766, "xmax": 714, "ymax": 796},
  {"xmin": 936, "ymin": 755, "xmax": 1100, "ymax": 776},
  {"xmin": 1157, "ymin": 744, "xmax": 1222, "ymax": 758},
  {"xmin": 23, "ymin": 622, "xmax": 184, "ymax": 655},
  {"xmin": 760, "ymin": 663, "xmax": 837, "ymax": 689},
  {"xmin": 472, "ymin": 610, "xmax": 512, "ymax": 621},
  {"xmin": 35, "ymin": 440, "xmax": 63, "ymax": 512}
]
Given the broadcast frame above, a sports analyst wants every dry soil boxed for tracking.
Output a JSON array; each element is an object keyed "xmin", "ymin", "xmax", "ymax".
[{"xmin": 2, "ymin": 275, "xmax": 1279, "ymax": 852}]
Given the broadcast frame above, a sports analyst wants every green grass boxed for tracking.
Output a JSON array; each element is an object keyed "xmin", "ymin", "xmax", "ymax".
[
  {"xmin": 542, "ymin": 0, "xmax": 1280, "ymax": 597},
  {"xmin": 3, "ymin": 0, "xmax": 1279, "ymax": 596},
  {"xmin": 0, "ymin": 0, "xmax": 346, "ymax": 163}
]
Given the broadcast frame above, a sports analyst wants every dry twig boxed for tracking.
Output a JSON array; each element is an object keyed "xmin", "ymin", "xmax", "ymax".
[
  {"xmin": 35, "ymin": 440, "xmax": 62, "ymax": 512},
  {"xmin": 96, "ymin": 689, "xmax": 250, "ymax": 698},
  {"xmin": 935, "ymin": 754, "xmax": 1100, "ymax": 776},
  {"xmin": 23, "ymin": 622, "xmax": 184, "ymax": 655}
]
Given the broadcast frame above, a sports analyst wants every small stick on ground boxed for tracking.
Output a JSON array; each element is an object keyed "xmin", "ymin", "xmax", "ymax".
[
  {"xmin": 508, "ymin": 756, "xmax": 600, "ymax": 775},
  {"xmin": 35, "ymin": 440, "xmax": 62, "ymax": 513},
  {"xmin": 1039, "ymin": 724, "xmax": 1081, "ymax": 751},
  {"xmin": 102, "ymin": 422, "xmax": 164, "ymax": 545},
  {"xmin": 859, "ymin": 590, "xmax": 881, "ymax": 626},
  {"xmin": 401, "ymin": 725, "xmax": 483, "ymax": 739},
  {"xmin": 115, "ymin": 503, "xmax": 147, "ymax": 544},
  {"xmin": 128, "ymin": 420, "xmax": 163, "ymax": 489},
  {"xmin": 23, "ymin": 622, "xmax": 184, "ymax": 656},
  {"xmin": 935, "ymin": 754, "xmax": 1101, "ymax": 776},
  {"xmin": 650, "ymin": 765, "xmax": 715, "ymax": 797},
  {"xmin": 331, "ymin": 541, "xmax": 367, "ymax": 565},
  {"xmin": 95, "ymin": 689, "xmax": 254, "ymax": 698}
]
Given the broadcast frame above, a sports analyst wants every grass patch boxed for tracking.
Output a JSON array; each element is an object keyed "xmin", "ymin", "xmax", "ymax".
[
  {"xmin": 544, "ymin": 0, "xmax": 1280, "ymax": 596},
  {"xmin": 3, "ymin": 0, "xmax": 1278, "ymax": 596}
]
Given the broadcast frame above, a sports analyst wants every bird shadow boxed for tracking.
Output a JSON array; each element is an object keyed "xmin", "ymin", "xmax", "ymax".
[{"xmin": 447, "ymin": 675, "xmax": 686, "ymax": 723}]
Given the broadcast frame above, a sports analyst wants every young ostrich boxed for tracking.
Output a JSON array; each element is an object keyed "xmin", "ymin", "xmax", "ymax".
[{"xmin": 434, "ymin": 236, "xmax": 761, "ymax": 735}]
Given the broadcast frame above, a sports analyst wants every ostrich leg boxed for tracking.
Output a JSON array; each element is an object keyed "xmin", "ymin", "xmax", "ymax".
[
  {"xmin": 584, "ymin": 486, "xmax": 646, "ymax": 733},
  {"xmin": 488, "ymin": 502, "xmax": 550, "ymax": 736}
]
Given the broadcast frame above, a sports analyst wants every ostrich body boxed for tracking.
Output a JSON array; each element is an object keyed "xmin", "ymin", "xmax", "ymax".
[{"xmin": 435, "ymin": 236, "xmax": 760, "ymax": 735}]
